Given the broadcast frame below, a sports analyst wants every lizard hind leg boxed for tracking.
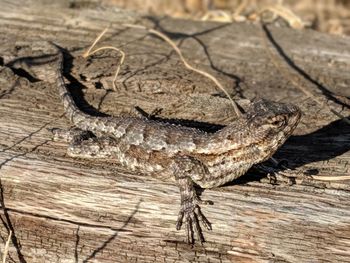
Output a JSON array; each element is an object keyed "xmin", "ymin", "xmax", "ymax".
[{"xmin": 172, "ymin": 156, "xmax": 212, "ymax": 244}]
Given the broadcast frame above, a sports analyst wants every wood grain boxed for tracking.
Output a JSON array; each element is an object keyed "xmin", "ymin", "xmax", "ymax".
[{"xmin": 0, "ymin": 0, "xmax": 350, "ymax": 262}]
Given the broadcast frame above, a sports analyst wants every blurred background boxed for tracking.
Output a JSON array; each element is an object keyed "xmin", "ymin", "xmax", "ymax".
[{"xmin": 101, "ymin": 0, "xmax": 350, "ymax": 35}]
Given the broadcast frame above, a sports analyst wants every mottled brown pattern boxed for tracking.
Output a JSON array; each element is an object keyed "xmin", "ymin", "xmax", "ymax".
[
  {"xmin": 51, "ymin": 44, "xmax": 301, "ymax": 244},
  {"xmin": 192, "ymin": 146, "xmax": 249, "ymax": 166},
  {"xmin": 148, "ymin": 150, "xmax": 171, "ymax": 167}
]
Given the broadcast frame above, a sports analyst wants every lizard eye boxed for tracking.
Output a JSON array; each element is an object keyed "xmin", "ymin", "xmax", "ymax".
[
  {"xmin": 271, "ymin": 120, "xmax": 282, "ymax": 126},
  {"xmin": 269, "ymin": 116, "xmax": 286, "ymax": 127}
]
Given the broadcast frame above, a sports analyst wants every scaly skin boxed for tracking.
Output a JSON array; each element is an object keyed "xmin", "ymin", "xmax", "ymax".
[{"xmin": 51, "ymin": 44, "xmax": 301, "ymax": 244}]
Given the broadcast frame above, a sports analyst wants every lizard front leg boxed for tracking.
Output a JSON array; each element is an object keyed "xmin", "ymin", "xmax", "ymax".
[{"xmin": 172, "ymin": 156, "xmax": 212, "ymax": 244}]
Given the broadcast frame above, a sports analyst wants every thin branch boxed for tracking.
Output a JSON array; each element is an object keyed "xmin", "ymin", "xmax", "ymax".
[
  {"xmin": 2, "ymin": 230, "xmax": 12, "ymax": 263},
  {"xmin": 83, "ymin": 27, "xmax": 125, "ymax": 90},
  {"xmin": 311, "ymin": 175, "xmax": 350, "ymax": 181},
  {"xmin": 123, "ymin": 23, "xmax": 242, "ymax": 117}
]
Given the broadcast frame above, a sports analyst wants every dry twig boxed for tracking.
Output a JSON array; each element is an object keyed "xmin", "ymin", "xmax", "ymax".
[
  {"xmin": 83, "ymin": 27, "xmax": 125, "ymax": 91},
  {"xmin": 85, "ymin": 24, "xmax": 350, "ymax": 181},
  {"xmin": 123, "ymin": 23, "xmax": 242, "ymax": 117},
  {"xmin": 250, "ymin": 4, "xmax": 306, "ymax": 29},
  {"xmin": 2, "ymin": 230, "xmax": 12, "ymax": 263}
]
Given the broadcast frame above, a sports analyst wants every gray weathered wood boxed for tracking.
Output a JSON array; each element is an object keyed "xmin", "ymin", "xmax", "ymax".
[{"xmin": 0, "ymin": 0, "xmax": 350, "ymax": 262}]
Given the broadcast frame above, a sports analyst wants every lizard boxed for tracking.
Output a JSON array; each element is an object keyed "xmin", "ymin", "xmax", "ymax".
[{"xmin": 50, "ymin": 44, "xmax": 301, "ymax": 244}]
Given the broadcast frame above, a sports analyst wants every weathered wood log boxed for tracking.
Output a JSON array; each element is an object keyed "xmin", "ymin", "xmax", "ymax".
[{"xmin": 0, "ymin": 0, "xmax": 350, "ymax": 262}]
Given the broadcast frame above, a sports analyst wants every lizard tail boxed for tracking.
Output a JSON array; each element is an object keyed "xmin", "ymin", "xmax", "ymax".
[{"xmin": 52, "ymin": 43, "xmax": 94, "ymax": 129}]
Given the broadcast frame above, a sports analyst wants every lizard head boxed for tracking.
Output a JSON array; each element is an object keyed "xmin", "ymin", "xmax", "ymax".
[{"xmin": 245, "ymin": 99, "xmax": 301, "ymax": 161}]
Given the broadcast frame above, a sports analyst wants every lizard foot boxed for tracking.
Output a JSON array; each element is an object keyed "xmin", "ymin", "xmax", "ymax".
[
  {"xmin": 176, "ymin": 198, "xmax": 212, "ymax": 244},
  {"xmin": 258, "ymin": 163, "xmax": 312, "ymax": 185}
]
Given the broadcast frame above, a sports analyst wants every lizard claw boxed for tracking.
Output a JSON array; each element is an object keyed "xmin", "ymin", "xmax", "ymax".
[
  {"xmin": 258, "ymin": 164, "xmax": 296, "ymax": 185},
  {"xmin": 176, "ymin": 199, "xmax": 211, "ymax": 244},
  {"xmin": 267, "ymin": 172, "xmax": 294, "ymax": 185},
  {"xmin": 198, "ymin": 199, "xmax": 213, "ymax": 205}
]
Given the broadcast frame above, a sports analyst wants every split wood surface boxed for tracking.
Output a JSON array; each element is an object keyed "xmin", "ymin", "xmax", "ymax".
[{"xmin": 0, "ymin": 0, "xmax": 350, "ymax": 262}]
